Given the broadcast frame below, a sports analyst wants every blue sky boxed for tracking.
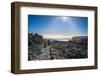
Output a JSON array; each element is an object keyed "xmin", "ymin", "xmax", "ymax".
[{"xmin": 28, "ymin": 15, "xmax": 88, "ymax": 36}]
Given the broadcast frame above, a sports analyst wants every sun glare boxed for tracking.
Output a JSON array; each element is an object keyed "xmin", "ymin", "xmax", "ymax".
[{"xmin": 61, "ymin": 17, "xmax": 69, "ymax": 21}]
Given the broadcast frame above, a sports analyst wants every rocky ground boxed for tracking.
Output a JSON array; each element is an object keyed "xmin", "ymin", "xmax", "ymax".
[
  {"xmin": 49, "ymin": 41, "xmax": 87, "ymax": 59},
  {"xmin": 28, "ymin": 33, "xmax": 88, "ymax": 61}
]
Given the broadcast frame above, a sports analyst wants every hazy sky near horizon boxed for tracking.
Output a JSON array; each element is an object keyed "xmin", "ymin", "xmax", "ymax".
[{"xmin": 28, "ymin": 15, "xmax": 88, "ymax": 36}]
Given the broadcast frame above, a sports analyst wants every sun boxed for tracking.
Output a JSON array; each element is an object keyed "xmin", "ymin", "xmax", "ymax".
[{"xmin": 61, "ymin": 17, "xmax": 69, "ymax": 21}]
